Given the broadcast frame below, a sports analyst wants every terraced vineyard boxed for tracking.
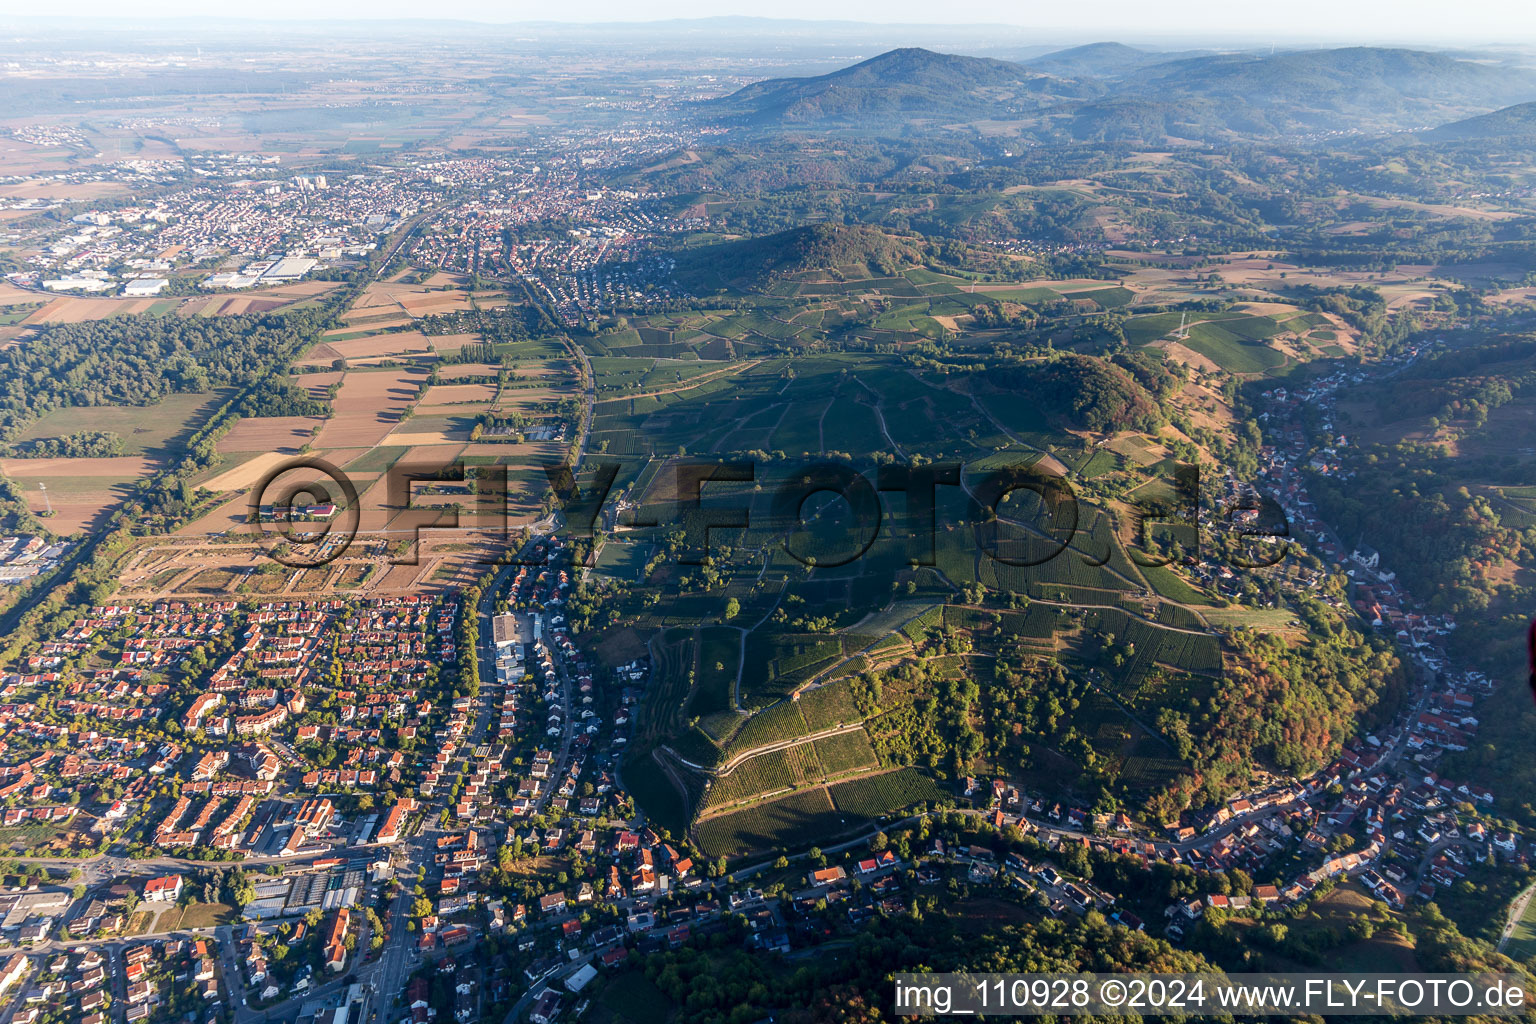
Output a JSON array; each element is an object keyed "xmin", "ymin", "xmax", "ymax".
[
  {"xmin": 797, "ymin": 678, "xmax": 864, "ymax": 731},
  {"xmin": 695, "ymin": 787, "xmax": 846, "ymax": 859},
  {"xmin": 829, "ymin": 768, "xmax": 947, "ymax": 818},
  {"xmin": 701, "ymin": 749, "xmax": 800, "ymax": 809},
  {"xmin": 814, "ymin": 730, "xmax": 880, "ymax": 775}
]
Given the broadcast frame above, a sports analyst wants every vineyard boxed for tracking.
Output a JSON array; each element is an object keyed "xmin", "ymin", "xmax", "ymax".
[
  {"xmin": 691, "ymin": 626, "xmax": 741, "ymax": 717},
  {"xmin": 783, "ymin": 742, "xmax": 824, "ymax": 781},
  {"xmin": 864, "ymin": 634, "xmax": 913, "ymax": 663},
  {"xmin": 618, "ymin": 628, "xmax": 698, "ymax": 833},
  {"xmin": 719, "ymin": 699, "xmax": 812, "ymax": 761},
  {"xmin": 701, "ymin": 748, "xmax": 802, "ymax": 809},
  {"xmin": 901, "ymin": 605, "xmax": 944, "ymax": 643},
  {"xmin": 829, "ymin": 768, "xmax": 947, "ymax": 819},
  {"xmin": 739, "ymin": 632, "xmax": 844, "ymax": 708},
  {"xmin": 700, "ymin": 725, "xmax": 878, "ymax": 812},
  {"xmin": 797, "ymin": 678, "xmax": 863, "ymax": 731},
  {"xmin": 775, "ymin": 639, "xmax": 842, "ymax": 676},
  {"xmin": 814, "ymin": 730, "xmax": 880, "ymax": 775},
  {"xmin": 1141, "ymin": 564, "xmax": 1215, "ymax": 606},
  {"xmin": 695, "ymin": 787, "xmax": 845, "ymax": 859},
  {"xmin": 1080, "ymin": 607, "xmax": 1222, "ymax": 685}
]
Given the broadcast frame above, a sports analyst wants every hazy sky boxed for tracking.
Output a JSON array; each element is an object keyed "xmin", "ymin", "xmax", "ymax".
[{"xmin": 3, "ymin": 0, "xmax": 1531, "ymax": 44}]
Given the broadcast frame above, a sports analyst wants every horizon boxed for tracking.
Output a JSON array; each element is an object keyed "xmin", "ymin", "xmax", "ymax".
[{"xmin": 0, "ymin": 10, "xmax": 1533, "ymax": 48}]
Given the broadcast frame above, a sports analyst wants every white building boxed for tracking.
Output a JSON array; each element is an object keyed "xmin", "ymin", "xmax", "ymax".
[
  {"xmin": 202, "ymin": 272, "xmax": 259, "ymax": 290},
  {"xmin": 261, "ymin": 257, "xmax": 317, "ymax": 282},
  {"xmin": 43, "ymin": 276, "xmax": 111, "ymax": 293},
  {"xmin": 123, "ymin": 278, "xmax": 168, "ymax": 297}
]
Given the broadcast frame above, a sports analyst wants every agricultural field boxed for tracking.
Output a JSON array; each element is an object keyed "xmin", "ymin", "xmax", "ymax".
[
  {"xmin": 0, "ymin": 456, "xmax": 157, "ymax": 533},
  {"xmin": 700, "ymin": 742, "xmax": 826, "ymax": 810},
  {"xmin": 15, "ymin": 391, "xmax": 228, "ymax": 458},
  {"xmin": 416, "ymin": 381, "xmax": 500, "ymax": 411},
  {"xmin": 827, "ymin": 768, "xmax": 947, "ymax": 819},
  {"xmin": 344, "ymin": 278, "xmax": 506, "ymax": 321},
  {"xmin": 216, "ymin": 415, "xmax": 325, "ymax": 454},
  {"xmin": 179, "ymin": 281, "xmax": 337, "ymax": 317},
  {"xmin": 693, "ymin": 626, "xmax": 741, "ymax": 719},
  {"xmin": 694, "ymin": 786, "xmax": 849, "ymax": 859},
  {"xmin": 8, "ymin": 282, "xmax": 337, "ymax": 327},
  {"xmin": 34, "ymin": 287, "xmax": 580, "ymax": 601},
  {"xmin": 739, "ymin": 633, "xmax": 843, "ymax": 708},
  {"xmin": 813, "ymin": 730, "xmax": 880, "ymax": 775},
  {"xmin": 299, "ymin": 329, "xmax": 472, "ymax": 367},
  {"xmin": 314, "ymin": 367, "xmax": 425, "ymax": 448},
  {"xmin": 198, "ymin": 451, "xmax": 302, "ymax": 494},
  {"xmin": 797, "ymin": 679, "xmax": 864, "ymax": 731},
  {"xmin": 716, "ymin": 700, "xmax": 812, "ymax": 762}
]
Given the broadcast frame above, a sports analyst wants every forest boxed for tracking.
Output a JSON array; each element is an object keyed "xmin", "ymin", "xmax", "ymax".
[
  {"xmin": 1309, "ymin": 333, "xmax": 1536, "ymax": 618},
  {"xmin": 8, "ymin": 429, "xmax": 125, "ymax": 459},
  {"xmin": 0, "ymin": 309, "xmax": 330, "ymax": 450}
]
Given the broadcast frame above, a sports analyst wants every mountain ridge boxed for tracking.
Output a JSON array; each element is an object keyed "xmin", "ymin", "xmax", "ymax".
[
  {"xmin": 704, "ymin": 44, "xmax": 1536, "ymax": 140},
  {"xmin": 705, "ymin": 47, "xmax": 1099, "ymax": 124}
]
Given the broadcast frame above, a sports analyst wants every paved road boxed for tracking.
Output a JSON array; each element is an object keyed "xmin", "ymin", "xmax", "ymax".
[
  {"xmin": 556, "ymin": 335, "xmax": 595, "ymax": 476},
  {"xmin": 499, "ymin": 949, "xmax": 594, "ymax": 1024},
  {"xmin": 1500, "ymin": 882, "xmax": 1536, "ymax": 953},
  {"xmin": 670, "ymin": 722, "xmax": 867, "ymax": 774}
]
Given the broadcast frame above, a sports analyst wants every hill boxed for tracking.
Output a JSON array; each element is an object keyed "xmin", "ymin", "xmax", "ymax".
[
  {"xmin": 989, "ymin": 354, "xmax": 1164, "ymax": 433},
  {"xmin": 1112, "ymin": 47, "xmax": 1536, "ymax": 137},
  {"xmin": 704, "ymin": 46, "xmax": 1097, "ymax": 125},
  {"xmin": 1022, "ymin": 354, "xmax": 1163, "ymax": 434},
  {"xmin": 701, "ymin": 45, "xmax": 1536, "ymax": 140},
  {"xmin": 1420, "ymin": 99, "xmax": 1536, "ymax": 144},
  {"xmin": 671, "ymin": 224, "xmax": 922, "ymax": 292},
  {"xmin": 1022, "ymin": 41, "xmax": 1193, "ymax": 79}
]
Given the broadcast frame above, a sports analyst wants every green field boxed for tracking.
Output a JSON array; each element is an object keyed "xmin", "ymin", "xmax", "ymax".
[
  {"xmin": 593, "ymin": 973, "xmax": 675, "ymax": 1024},
  {"xmin": 593, "ymin": 538, "xmax": 653, "ymax": 582},
  {"xmin": 0, "ymin": 305, "xmax": 40, "ymax": 325},
  {"xmin": 342, "ymin": 445, "xmax": 412, "ymax": 473},
  {"xmin": 16, "ymin": 390, "xmax": 230, "ymax": 457},
  {"xmin": 693, "ymin": 626, "xmax": 741, "ymax": 717},
  {"xmin": 1063, "ymin": 286, "xmax": 1135, "ymax": 308},
  {"xmin": 703, "ymin": 750, "xmax": 800, "ymax": 808},
  {"xmin": 171, "ymin": 902, "xmax": 238, "ymax": 929},
  {"xmin": 1140, "ymin": 564, "xmax": 1215, "ymax": 605},
  {"xmin": 719, "ymin": 700, "xmax": 813, "ymax": 760},
  {"xmin": 1180, "ymin": 320, "xmax": 1287, "ymax": 373},
  {"xmin": 739, "ymin": 633, "xmax": 842, "ymax": 708},
  {"xmin": 1504, "ymin": 887, "xmax": 1536, "ymax": 963},
  {"xmin": 977, "ymin": 286, "xmax": 1062, "ymax": 303},
  {"xmin": 797, "ymin": 679, "xmax": 863, "ymax": 731}
]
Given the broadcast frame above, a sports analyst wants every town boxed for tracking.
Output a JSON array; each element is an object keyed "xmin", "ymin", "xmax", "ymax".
[{"xmin": 2, "ymin": 12, "xmax": 1536, "ymax": 1024}]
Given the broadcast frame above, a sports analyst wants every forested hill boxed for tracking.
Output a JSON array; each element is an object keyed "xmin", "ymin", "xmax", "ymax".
[
  {"xmin": 1421, "ymin": 99, "xmax": 1536, "ymax": 145},
  {"xmin": 1133, "ymin": 47, "xmax": 1536, "ymax": 113},
  {"xmin": 1002, "ymin": 353, "xmax": 1166, "ymax": 435},
  {"xmin": 1022, "ymin": 41, "xmax": 1198, "ymax": 79},
  {"xmin": 1062, "ymin": 47, "xmax": 1536, "ymax": 141},
  {"xmin": 700, "ymin": 44, "xmax": 1536, "ymax": 141},
  {"xmin": 705, "ymin": 47, "xmax": 1096, "ymax": 124},
  {"xmin": 671, "ymin": 223, "xmax": 922, "ymax": 292}
]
